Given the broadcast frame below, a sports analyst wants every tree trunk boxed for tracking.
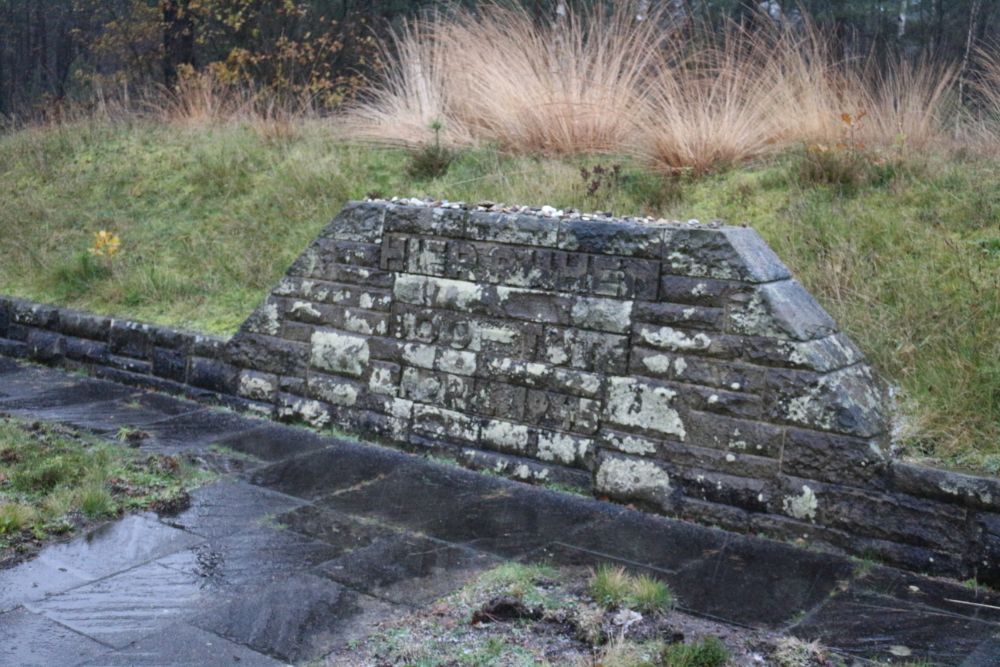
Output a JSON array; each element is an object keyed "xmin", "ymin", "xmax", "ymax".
[
  {"xmin": 958, "ymin": 0, "xmax": 982, "ymax": 105},
  {"xmin": 162, "ymin": 0, "xmax": 195, "ymax": 87}
]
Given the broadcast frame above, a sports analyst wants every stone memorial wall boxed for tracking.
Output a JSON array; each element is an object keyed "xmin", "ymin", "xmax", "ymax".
[{"xmin": 3, "ymin": 199, "xmax": 999, "ymax": 584}]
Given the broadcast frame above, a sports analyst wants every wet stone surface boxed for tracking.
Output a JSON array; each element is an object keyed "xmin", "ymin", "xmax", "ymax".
[{"xmin": 1, "ymin": 358, "xmax": 999, "ymax": 665}]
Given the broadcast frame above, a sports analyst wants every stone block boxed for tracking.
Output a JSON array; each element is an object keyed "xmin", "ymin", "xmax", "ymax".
[
  {"xmin": 228, "ymin": 333, "xmax": 309, "ymax": 376},
  {"xmin": 107, "ymin": 354, "xmax": 152, "ymax": 375},
  {"xmin": 57, "ymin": 310, "xmax": 111, "ymax": 340},
  {"xmin": 557, "ymin": 217, "xmax": 664, "ymax": 259},
  {"xmin": 892, "ymin": 463, "xmax": 1000, "ymax": 513},
  {"xmin": 594, "ymin": 451, "xmax": 677, "ymax": 513},
  {"xmin": 683, "ymin": 411, "xmax": 785, "ymax": 458},
  {"xmin": 466, "ymin": 211, "xmax": 559, "ymax": 247},
  {"xmin": 64, "ymin": 337, "xmax": 110, "ymax": 364},
  {"xmin": 188, "ymin": 357, "xmax": 238, "ymax": 394},
  {"xmin": 726, "ymin": 280, "xmax": 837, "ymax": 341},
  {"xmin": 309, "ymin": 330, "xmax": 369, "ymax": 377},
  {"xmin": 604, "ymin": 377, "xmax": 686, "ymax": 439},
  {"xmin": 320, "ymin": 200, "xmax": 386, "ymax": 243},
  {"xmin": 237, "ymin": 370, "xmax": 279, "ymax": 402},
  {"xmin": 765, "ymin": 364, "xmax": 888, "ymax": 438},
  {"xmin": 659, "ymin": 275, "xmax": 745, "ymax": 307},
  {"xmin": 782, "ymin": 428, "xmax": 887, "ymax": 486},
  {"xmin": 26, "ymin": 329, "xmax": 64, "ymax": 362},
  {"xmin": 662, "ymin": 226, "xmax": 790, "ymax": 283},
  {"xmin": 412, "ymin": 404, "xmax": 479, "ymax": 443},
  {"xmin": 108, "ymin": 321, "xmax": 153, "ymax": 359}
]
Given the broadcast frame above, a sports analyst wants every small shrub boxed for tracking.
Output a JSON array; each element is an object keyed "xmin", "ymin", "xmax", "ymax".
[
  {"xmin": 406, "ymin": 120, "xmax": 454, "ymax": 179},
  {"xmin": 661, "ymin": 637, "xmax": 729, "ymax": 667}
]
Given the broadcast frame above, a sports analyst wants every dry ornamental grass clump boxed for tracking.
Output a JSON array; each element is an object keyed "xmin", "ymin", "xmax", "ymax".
[{"xmin": 345, "ymin": 3, "xmax": 974, "ymax": 173}]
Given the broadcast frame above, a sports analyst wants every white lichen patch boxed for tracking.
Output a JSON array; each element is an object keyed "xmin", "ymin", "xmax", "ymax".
[
  {"xmin": 237, "ymin": 372, "xmax": 274, "ymax": 401},
  {"xmin": 537, "ymin": 431, "xmax": 588, "ymax": 465},
  {"xmin": 641, "ymin": 354, "xmax": 672, "ymax": 375},
  {"xmin": 310, "ymin": 331, "xmax": 369, "ymax": 377},
  {"xmin": 783, "ymin": 485, "xmax": 819, "ymax": 521},
  {"xmin": 596, "ymin": 457, "xmax": 671, "ymax": 497},
  {"xmin": 481, "ymin": 420, "xmax": 530, "ymax": 452},
  {"xmin": 312, "ymin": 379, "xmax": 358, "ymax": 406},
  {"xmin": 278, "ymin": 399, "xmax": 330, "ymax": 428},
  {"xmin": 570, "ymin": 297, "xmax": 633, "ymax": 334},
  {"xmin": 257, "ymin": 302, "xmax": 281, "ymax": 336},
  {"xmin": 359, "ymin": 293, "xmax": 375, "ymax": 309},
  {"xmin": 605, "ymin": 378, "xmax": 686, "ymax": 439},
  {"xmin": 291, "ymin": 301, "xmax": 322, "ymax": 321},
  {"xmin": 393, "ymin": 274, "xmax": 428, "ymax": 305},
  {"xmin": 603, "ymin": 432, "xmax": 657, "ymax": 456},
  {"xmin": 402, "ymin": 343, "xmax": 436, "ymax": 369},
  {"xmin": 673, "ymin": 357, "xmax": 687, "ymax": 376},
  {"xmin": 343, "ymin": 313, "xmax": 379, "ymax": 335},
  {"xmin": 640, "ymin": 326, "xmax": 712, "ymax": 352},
  {"xmin": 368, "ymin": 367, "xmax": 397, "ymax": 395}
]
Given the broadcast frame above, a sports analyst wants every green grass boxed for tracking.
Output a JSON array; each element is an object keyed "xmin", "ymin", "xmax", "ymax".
[
  {"xmin": 0, "ymin": 417, "xmax": 204, "ymax": 558},
  {"xmin": 0, "ymin": 119, "xmax": 997, "ymax": 468},
  {"xmin": 589, "ymin": 564, "xmax": 675, "ymax": 613}
]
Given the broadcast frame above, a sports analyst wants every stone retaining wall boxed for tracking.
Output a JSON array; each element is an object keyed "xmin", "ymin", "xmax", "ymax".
[{"xmin": 2, "ymin": 199, "xmax": 999, "ymax": 584}]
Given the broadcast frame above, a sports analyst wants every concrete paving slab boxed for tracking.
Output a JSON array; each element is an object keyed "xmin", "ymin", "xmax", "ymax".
[
  {"xmin": 250, "ymin": 442, "xmax": 425, "ymax": 500},
  {"xmin": 133, "ymin": 409, "xmax": 263, "ymax": 453},
  {"xmin": 39, "ymin": 514, "xmax": 203, "ymax": 580},
  {"xmin": 80, "ymin": 623, "xmax": 287, "ymax": 667},
  {"xmin": 28, "ymin": 562, "xmax": 213, "ymax": 649},
  {"xmin": 157, "ymin": 525, "xmax": 345, "ymax": 590},
  {"xmin": 191, "ymin": 572, "xmax": 400, "ymax": 663},
  {"xmin": 550, "ymin": 505, "xmax": 732, "ymax": 573},
  {"xmin": 275, "ymin": 505, "xmax": 398, "ymax": 556},
  {"xmin": 158, "ymin": 480, "xmax": 306, "ymax": 540},
  {"xmin": 0, "ymin": 378, "xmax": 136, "ymax": 411},
  {"xmin": 317, "ymin": 464, "xmax": 598, "ymax": 557},
  {"xmin": 212, "ymin": 423, "xmax": 331, "ymax": 463},
  {"xmin": 316, "ymin": 533, "xmax": 499, "ymax": 606},
  {"xmin": 0, "ymin": 555, "xmax": 93, "ymax": 613},
  {"xmin": 665, "ymin": 534, "xmax": 856, "ymax": 628},
  {"xmin": 792, "ymin": 586, "xmax": 1000, "ymax": 663},
  {"xmin": 69, "ymin": 392, "xmax": 203, "ymax": 433},
  {"xmin": 0, "ymin": 607, "xmax": 108, "ymax": 667}
]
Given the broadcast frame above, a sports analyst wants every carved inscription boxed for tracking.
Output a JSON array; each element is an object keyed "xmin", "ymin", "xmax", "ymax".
[{"xmin": 381, "ymin": 234, "xmax": 659, "ymax": 300}]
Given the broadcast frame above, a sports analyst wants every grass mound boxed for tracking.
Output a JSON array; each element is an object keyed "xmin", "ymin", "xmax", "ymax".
[{"xmin": 0, "ymin": 120, "xmax": 997, "ymax": 470}]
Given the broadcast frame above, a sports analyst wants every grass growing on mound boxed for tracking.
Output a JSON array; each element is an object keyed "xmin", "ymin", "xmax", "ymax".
[
  {"xmin": 0, "ymin": 120, "xmax": 997, "ymax": 469},
  {"xmin": 0, "ymin": 417, "xmax": 205, "ymax": 562}
]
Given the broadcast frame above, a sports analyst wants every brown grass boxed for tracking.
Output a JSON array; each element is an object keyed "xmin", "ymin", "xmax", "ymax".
[
  {"xmin": 973, "ymin": 45, "xmax": 1000, "ymax": 140},
  {"xmin": 341, "ymin": 3, "xmax": 665, "ymax": 154},
  {"xmin": 347, "ymin": 6, "xmax": 965, "ymax": 172}
]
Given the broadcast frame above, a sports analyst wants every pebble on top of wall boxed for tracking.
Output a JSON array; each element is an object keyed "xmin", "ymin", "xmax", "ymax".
[{"xmin": 4, "ymin": 198, "xmax": 1000, "ymax": 585}]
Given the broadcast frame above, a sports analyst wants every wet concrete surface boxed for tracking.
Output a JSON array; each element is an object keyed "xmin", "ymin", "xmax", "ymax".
[{"xmin": 1, "ymin": 359, "xmax": 999, "ymax": 665}]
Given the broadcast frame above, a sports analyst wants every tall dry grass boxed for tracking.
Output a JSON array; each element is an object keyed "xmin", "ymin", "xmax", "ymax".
[
  {"xmin": 346, "ymin": 4, "xmax": 968, "ymax": 173},
  {"xmin": 342, "ymin": 2, "xmax": 665, "ymax": 154},
  {"xmin": 973, "ymin": 45, "xmax": 1000, "ymax": 139}
]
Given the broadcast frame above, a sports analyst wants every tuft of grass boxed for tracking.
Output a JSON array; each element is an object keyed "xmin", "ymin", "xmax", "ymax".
[
  {"xmin": 661, "ymin": 638, "xmax": 729, "ymax": 667},
  {"xmin": 589, "ymin": 564, "xmax": 674, "ymax": 614},
  {"xmin": 345, "ymin": 2, "xmax": 665, "ymax": 155}
]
